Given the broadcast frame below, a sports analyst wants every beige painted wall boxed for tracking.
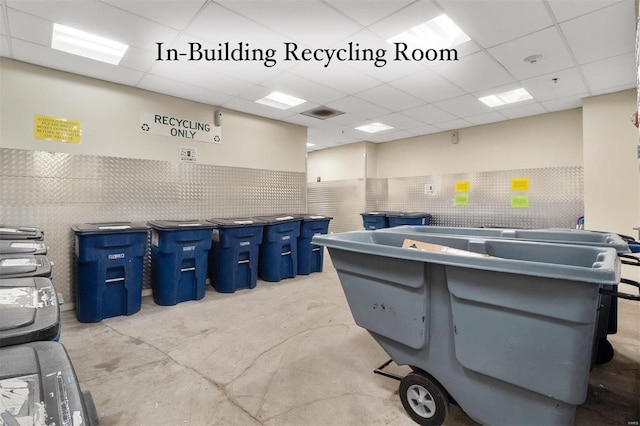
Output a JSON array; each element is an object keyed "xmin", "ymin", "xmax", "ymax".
[
  {"xmin": 583, "ymin": 90, "xmax": 639, "ymax": 239},
  {"xmin": 307, "ymin": 141, "xmax": 367, "ymax": 182},
  {"xmin": 374, "ymin": 108, "xmax": 583, "ymax": 178},
  {"xmin": 0, "ymin": 59, "xmax": 306, "ymax": 172}
]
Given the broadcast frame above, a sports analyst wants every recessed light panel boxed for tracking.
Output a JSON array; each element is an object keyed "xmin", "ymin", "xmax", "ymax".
[
  {"xmin": 479, "ymin": 88, "xmax": 533, "ymax": 107},
  {"xmin": 255, "ymin": 91, "xmax": 307, "ymax": 110},
  {"xmin": 52, "ymin": 23, "xmax": 128, "ymax": 65},
  {"xmin": 356, "ymin": 123, "xmax": 394, "ymax": 133},
  {"xmin": 387, "ymin": 14, "xmax": 470, "ymax": 49}
]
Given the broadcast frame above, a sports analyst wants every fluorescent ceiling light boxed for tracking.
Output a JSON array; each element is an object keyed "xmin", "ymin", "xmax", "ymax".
[
  {"xmin": 387, "ymin": 14, "xmax": 470, "ymax": 49},
  {"xmin": 356, "ymin": 123, "xmax": 394, "ymax": 133},
  {"xmin": 479, "ymin": 88, "xmax": 533, "ymax": 107},
  {"xmin": 52, "ymin": 23, "xmax": 128, "ymax": 65},
  {"xmin": 255, "ymin": 91, "xmax": 306, "ymax": 110}
]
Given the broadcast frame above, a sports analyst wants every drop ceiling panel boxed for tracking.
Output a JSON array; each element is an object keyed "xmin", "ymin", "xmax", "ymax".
[
  {"xmin": 288, "ymin": 60, "xmax": 382, "ymax": 94},
  {"xmin": 435, "ymin": 118, "xmax": 473, "ymax": 131},
  {"xmin": 367, "ymin": 1, "xmax": 442, "ymax": 40},
  {"xmin": 389, "ymin": 69, "xmax": 465, "ymax": 103},
  {"xmin": 221, "ymin": 97, "xmax": 295, "ymax": 120},
  {"xmin": 560, "ymin": 1, "xmax": 635, "ymax": 65},
  {"xmin": 498, "ymin": 102, "xmax": 548, "ymax": 119},
  {"xmin": 547, "ymin": 0, "xmax": 624, "ymax": 23},
  {"xmin": 325, "ymin": 0, "xmax": 413, "ymax": 27},
  {"xmin": 260, "ymin": 71, "xmax": 347, "ymax": 105},
  {"xmin": 327, "ymin": 95, "xmax": 393, "ymax": 118},
  {"xmin": 401, "ymin": 104, "xmax": 456, "ymax": 124},
  {"xmin": 438, "ymin": 0, "xmax": 553, "ymax": 48},
  {"xmin": 11, "ymin": 38, "xmax": 144, "ymax": 86},
  {"xmin": 432, "ymin": 51, "xmax": 516, "ymax": 93},
  {"xmin": 405, "ymin": 124, "xmax": 442, "ymax": 136},
  {"xmin": 434, "ymin": 94, "xmax": 493, "ymax": 117},
  {"xmin": 367, "ymin": 129, "xmax": 414, "ymax": 142},
  {"xmin": 373, "ymin": 113, "xmax": 426, "ymax": 129},
  {"xmin": 150, "ymin": 61, "xmax": 254, "ymax": 96},
  {"xmin": 355, "ymin": 84, "xmax": 424, "ymax": 111},
  {"xmin": 488, "ymin": 27, "xmax": 575, "ymax": 80},
  {"xmin": 217, "ymin": 0, "xmax": 361, "ymax": 46},
  {"xmin": 465, "ymin": 111, "xmax": 508, "ymax": 125},
  {"xmin": 581, "ymin": 52, "xmax": 636, "ymax": 92},
  {"xmin": 521, "ymin": 67, "xmax": 588, "ymax": 101},
  {"xmin": 103, "ymin": 0, "xmax": 206, "ymax": 31},
  {"xmin": 541, "ymin": 95, "xmax": 585, "ymax": 112},
  {"xmin": 6, "ymin": 8, "xmax": 51, "ymax": 46},
  {"xmin": 138, "ymin": 74, "xmax": 233, "ymax": 106}
]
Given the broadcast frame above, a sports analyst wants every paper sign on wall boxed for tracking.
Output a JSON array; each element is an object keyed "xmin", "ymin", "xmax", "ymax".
[
  {"xmin": 34, "ymin": 115, "xmax": 82, "ymax": 144},
  {"xmin": 511, "ymin": 177, "xmax": 530, "ymax": 191},
  {"xmin": 454, "ymin": 194, "xmax": 469, "ymax": 206},
  {"xmin": 455, "ymin": 181, "xmax": 470, "ymax": 192},
  {"xmin": 511, "ymin": 195, "xmax": 530, "ymax": 208}
]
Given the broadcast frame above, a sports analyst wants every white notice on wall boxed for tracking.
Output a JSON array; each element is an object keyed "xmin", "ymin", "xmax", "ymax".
[
  {"xmin": 180, "ymin": 147, "xmax": 198, "ymax": 162},
  {"xmin": 424, "ymin": 183, "xmax": 436, "ymax": 194},
  {"xmin": 140, "ymin": 111, "xmax": 221, "ymax": 143}
]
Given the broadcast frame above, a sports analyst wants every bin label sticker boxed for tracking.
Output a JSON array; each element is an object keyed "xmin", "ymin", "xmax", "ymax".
[
  {"xmin": 282, "ymin": 236, "xmax": 290, "ymax": 241},
  {"xmin": 151, "ymin": 231, "xmax": 159, "ymax": 247},
  {"xmin": 239, "ymin": 241, "xmax": 250, "ymax": 246},
  {"xmin": 455, "ymin": 181, "xmax": 470, "ymax": 192},
  {"xmin": 34, "ymin": 114, "xmax": 82, "ymax": 144},
  {"xmin": 212, "ymin": 229, "xmax": 220, "ymax": 242},
  {"xmin": 108, "ymin": 253, "xmax": 125, "ymax": 260},
  {"xmin": 1, "ymin": 258, "xmax": 36, "ymax": 267},
  {"xmin": 511, "ymin": 177, "xmax": 529, "ymax": 191},
  {"xmin": 511, "ymin": 195, "xmax": 530, "ymax": 208},
  {"xmin": 183, "ymin": 246, "xmax": 196, "ymax": 252},
  {"xmin": 454, "ymin": 194, "xmax": 469, "ymax": 206}
]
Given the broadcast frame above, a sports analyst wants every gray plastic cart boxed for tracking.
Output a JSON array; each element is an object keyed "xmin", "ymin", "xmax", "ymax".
[
  {"xmin": 313, "ymin": 231, "xmax": 624, "ymax": 425},
  {"xmin": 377, "ymin": 226, "xmax": 639, "ymax": 364}
]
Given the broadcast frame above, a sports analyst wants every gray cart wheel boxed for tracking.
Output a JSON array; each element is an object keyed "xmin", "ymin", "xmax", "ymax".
[{"xmin": 399, "ymin": 372, "xmax": 449, "ymax": 426}]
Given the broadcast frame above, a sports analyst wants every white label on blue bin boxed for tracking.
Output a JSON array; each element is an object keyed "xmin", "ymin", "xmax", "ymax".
[
  {"xmin": 282, "ymin": 235, "xmax": 290, "ymax": 241},
  {"xmin": 212, "ymin": 229, "xmax": 220, "ymax": 242},
  {"xmin": 239, "ymin": 241, "xmax": 250, "ymax": 246},
  {"xmin": 151, "ymin": 230, "xmax": 159, "ymax": 247},
  {"xmin": 183, "ymin": 245, "xmax": 196, "ymax": 251},
  {"xmin": 108, "ymin": 253, "xmax": 125, "ymax": 260}
]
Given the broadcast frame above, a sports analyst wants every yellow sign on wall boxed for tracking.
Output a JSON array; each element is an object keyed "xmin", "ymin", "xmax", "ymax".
[
  {"xmin": 34, "ymin": 115, "xmax": 82, "ymax": 144},
  {"xmin": 511, "ymin": 177, "xmax": 530, "ymax": 191},
  {"xmin": 455, "ymin": 181, "xmax": 470, "ymax": 192}
]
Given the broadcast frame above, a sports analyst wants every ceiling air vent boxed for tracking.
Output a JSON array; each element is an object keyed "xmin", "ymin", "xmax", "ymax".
[{"xmin": 301, "ymin": 107, "xmax": 344, "ymax": 120}]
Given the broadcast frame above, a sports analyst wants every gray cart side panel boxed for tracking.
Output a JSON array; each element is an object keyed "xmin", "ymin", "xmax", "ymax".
[
  {"xmin": 363, "ymin": 262, "xmax": 578, "ymax": 426},
  {"xmin": 329, "ymin": 250, "xmax": 428, "ymax": 350},
  {"xmin": 448, "ymin": 266, "xmax": 598, "ymax": 405}
]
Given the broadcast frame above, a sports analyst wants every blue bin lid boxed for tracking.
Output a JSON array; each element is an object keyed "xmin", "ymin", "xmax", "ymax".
[
  {"xmin": 0, "ymin": 225, "xmax": 44, "ymax": 240},
  {"xmin": 300, "ymin": 214, "xmax": 333, "ymax": 221},
  {"xmin": 72, "ymin": 222, "xmax": 149, "ymax": 234},
  {"xmin": 253, "ymin": 215, "xmax": 303, "ymax": 224},
  {"xmin": 207, "ymin": 218, "xmax": 267, "ymax": 228},
  {"xmin": 148, "ymin": 220, "xmax": 216, "ymax": 230},
  {"xmin": 386, "ymin": 212, "xmax": 432, "ymax": 218}
]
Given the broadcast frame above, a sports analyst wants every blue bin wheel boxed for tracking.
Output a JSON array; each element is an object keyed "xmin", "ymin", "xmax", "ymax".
[{"xmin": 399, "ymin": 372, "xmax": 449, "ymax": 426}]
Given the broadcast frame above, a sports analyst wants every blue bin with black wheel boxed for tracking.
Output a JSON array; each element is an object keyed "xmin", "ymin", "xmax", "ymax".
[
  {"xmin": 72, "ymin": 222, "xmax": 149, "ymax": 323},
  {"xmin": 207, "ymin": 218, "xmax": 265, "ymax": 293},
  {"xmin": 386, "ymin": 212, "xmax": 432, "ymax": 227},
  {"xmin": 255, "ymin": 215, "xmax": 303, "ymax": 282},
  {"xmin": 148, "ymin": 220, "xmax": 216, "ymax": 306},
  {"xmin": 297, "ymin": 215, "xmax": 332, "ymax": 275},
  {"xmin": 361, "ymin": 212, "xmax": 397, "ymax": 230}
]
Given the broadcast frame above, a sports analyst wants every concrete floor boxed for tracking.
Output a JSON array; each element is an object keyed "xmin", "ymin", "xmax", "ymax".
[{"xmin": 59, "ymin": 254, "xmax": 640, "ymax": 426}]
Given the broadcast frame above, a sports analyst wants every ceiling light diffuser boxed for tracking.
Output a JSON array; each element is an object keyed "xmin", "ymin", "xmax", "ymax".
[
  {"xmin": 356, "ymin": 123, "xmax": 393, "ymax": 133},
  {"xmin": 255, "ymin": 91, "xmax": 306, "ymax": 110},
  {"xmin": 479, "ymin": 88, "xmax": 533, "ymax": 107},
  {"xmin": 387, "ymin": 14, "xmax": 470, "ymax": 49},
  {"xmin": 52, "ymin": 23, "xmax": 128, "ymax": 65}
]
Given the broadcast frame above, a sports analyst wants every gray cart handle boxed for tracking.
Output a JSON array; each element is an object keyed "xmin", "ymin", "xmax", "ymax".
[
  {"xmin": 600, "ymin": 278, "xmax": 640, "ymax": 301},
  {"xmin": 619, "ymin": 254, "xmax": 640, "ymax": 267}
]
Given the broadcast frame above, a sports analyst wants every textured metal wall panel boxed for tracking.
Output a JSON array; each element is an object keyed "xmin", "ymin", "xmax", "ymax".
[
  {"xmin": 307, "ymin": 179, "xmax": 366, "ymax": 233},
  {"xmin": 0, "ymin": 148, "xmax": 306, "ymax": 305}
]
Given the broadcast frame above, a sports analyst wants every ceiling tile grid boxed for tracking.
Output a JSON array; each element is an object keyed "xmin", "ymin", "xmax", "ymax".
[{"xmin": 0, "ymin": 0, "xmax": 635, "ymax": 151}]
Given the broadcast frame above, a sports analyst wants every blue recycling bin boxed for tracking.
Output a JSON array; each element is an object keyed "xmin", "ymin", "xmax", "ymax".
[
  {"xmin": 386, "ymin": 212, "xmax": 432, "ymax": 227},
  {"xmin": 361, "ymin": 212, "xmax": 396, "ymax": 230},
  {"xmin": 255, "ymin": 215, "xmax": 303, "ymax": 282},
  {"xmin": 297, "ymin": 215, "xmax": 332, "ymax": 275},
  {"xmin": 72, "ymin": 222, "xmax": 149, "ymax": 323},
  {"xmin": 207, "ymin": 218, "xmax": 265, "ymax": 293},
  {"xmin": 148, "ymin": 220, "xmax": 216, "ymax": 306}
]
